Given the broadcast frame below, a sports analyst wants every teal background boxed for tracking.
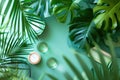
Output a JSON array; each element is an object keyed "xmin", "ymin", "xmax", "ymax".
[{"xmin": 29, "ymin": 16, "xmax": 92, "ymax": 80}]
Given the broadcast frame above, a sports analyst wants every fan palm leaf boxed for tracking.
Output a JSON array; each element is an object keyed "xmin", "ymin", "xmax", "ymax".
[
  {"xmin": 0, "ymin": 0, "xmax": 45, "ymax": 42},
  {"xmin": 0, "ymin": 32, "xmax": 31, "ymax": 79},
  {"xmin": 0, "ymin": 33, "xmax": 32, "ymax": 57},
  {"xmin": 0, "ymin": 32, "xmax": 32, "ymax": 70}
]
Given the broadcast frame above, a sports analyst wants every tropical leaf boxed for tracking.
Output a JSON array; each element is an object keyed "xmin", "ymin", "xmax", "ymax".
[
  {"xmin": 37, "ymin": 37, "xmax": 120, "ymax": 80},
  {"xmin": 46, "ymin": 73, "xmax": 58, "ymax": 80},
  {"xmin": 106, "ymin": 34, "xmax": 120, "ymax": 80},
  {"xmin": 0, "ymin": 33, "xmax": 32, "ymax": 57},
  {"xmin": 63, "ymin": 55, "xmax": 84, "ymax": 80},
  {"xmin": 0, "ymin": 32, "xmax": 32, "ymax": 79},
  {"xmin": 0, "ymin": 0, "xmax": 45, "ymax": 42},
  {"xmin": 93, "ymin": 0, "xmax": 120, "ymax": 30},
  {"xmin": 97, "ymin": 29, "xmax": 120, "ymax": 58},
  {"xmin": 55, "ymin": 42, "xmax": 120, "ymax": 80},
  {"xmin": 0, "ymin": 68, "xmax": 32, "ymax": 80},
  {"xmin": 69, "ymin": 8, "xmax": 101, "ymax": 49},
  {"xmin": 22, "ymin": 0, "xmax": 52, "ymax": 18},
  {"xmin": 0, "ymin": 32, "xmax": 32, "ymax": 70},
  {"xmin": 51, "ymin": 0, "xmax": 95, "ymax": 23}
]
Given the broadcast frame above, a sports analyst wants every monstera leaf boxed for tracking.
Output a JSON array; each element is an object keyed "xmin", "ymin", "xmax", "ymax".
[
  {"xmin": 94, "ymin": 0, "xmax": 120, "ymax": 30},
  {"xmin": 0, "ymin": 0, "xmax": 45, "ymax": 42},
  {"xmin": 69, "ymin": 8, "xmax": 102, "ymax": 49},
  {"xmin": 51, "ymin": 0, "xmax": 95, "ymax": 23},
  {"xmin": 69, "ymin": 22, "xmax": 100, "ymax": 49}
]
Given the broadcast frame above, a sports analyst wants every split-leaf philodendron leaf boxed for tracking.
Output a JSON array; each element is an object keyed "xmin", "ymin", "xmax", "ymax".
[
  {"xmin": 69, "ymin": 8, "xmax": 102, "ymax": 49},
  {"xmin": 94, "ymin": 0, "xmax": 120, "ymax": 30},
  {"xmin": 51, "ymin": 0, "xmax": 95, "ymax": 23},
  {"xmin": 69, "ymin": 20, "xmax": 98, "ymax": 49}
]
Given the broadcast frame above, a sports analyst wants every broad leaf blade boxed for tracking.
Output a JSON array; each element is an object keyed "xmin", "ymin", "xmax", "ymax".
[
  {"xmin": 69, "ymin": 20, "xmax": 99, "ymax": 49},
  {"xmin": 94, "ymin": 0, "xmax": 120, "ymax": 30},
  {"xmin": 51, "ymin": 0, "xmax": 95, "ymax": 23}
]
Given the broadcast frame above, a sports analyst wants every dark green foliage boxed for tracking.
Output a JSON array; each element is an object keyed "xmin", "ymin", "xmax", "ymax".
[
  {"xmin": 67, "ymin": 0, "xmax": 98, "ymax": 50},
  {"xmin": 68, "ymin": 0, "xmax": 120, "ymax": 52},
  {"xmin": 69, "ymin": 9, "xmax": 96, "ymax": 49}
]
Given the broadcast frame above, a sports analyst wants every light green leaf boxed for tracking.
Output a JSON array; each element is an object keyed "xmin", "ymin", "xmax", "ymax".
[
  {"xmin": 51, "ymin": 0, "xmax": 95, "ymax": 23},
  {"xmin": 94, "ymin": 0, "xmax": 120, "ymax": 30}
]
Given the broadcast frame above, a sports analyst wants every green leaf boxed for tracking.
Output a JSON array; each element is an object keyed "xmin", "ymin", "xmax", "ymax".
[
  {"xmin": 106, "ymin": 34, "xmax": 119, "ymax": 80},
  {"xmin": 69, "ymin": 20, "xmax": 99, "ymax": 49},
  {"xmin": 46, "ymin": 73, "xmax": 58, "ymax": 80},
  {"xmin": 51, "ymin": 0, "xmax": 95, "ymax": 23},
  {"xmin": 0, "ymin": 0, "xmax": 45, "ymax": 42},
  {"xmin": 63, "ymin": 71, "xmax": 73, "ymax": 80},
  {"xmin": 0, "ymin": 68, "xmax": 32, "ymax": 80},
  {"xmin": 24, "ymin": 0, "xmax": 52, "ymax": 18},
  {"xmin": 68, "ymin": 8, "xmax": 105, "ymax": 49},
  {"xmin": 0, "ymin": 33, "xmax": 32, "ymax": 57},
  {"xmin": 75, "ymin": 53, "xmax": 93, "ymax": 80},
  {"xmin": 94, "ymin": 45, "xmax": 110, "ymax": 80},
  {"xmin": 94, "ymin": 0, "xmax": 120, "ymax": 30},
  {"xmin": 63, "ymin": 56, "xmax": 84, "ymax": 80}
]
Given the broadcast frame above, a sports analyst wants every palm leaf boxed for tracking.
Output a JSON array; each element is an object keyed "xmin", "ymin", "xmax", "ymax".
[
  {"xmin": 94, "ymin": 0, "xmax": 120, "ymax": 30},
  {"xmin": 63, "ymin": 71, "xmax": 73, "ymax": 80},
  {"xmin": 0, "ymin": 0, "xmax": 45, "ymax": 42},
  {"xmin": 62, "ymin": 42, "xmax": 120, "ymax": 80},
  {"xmin": 94, "ymin": 45, "xmax": 111, "ymax": 80},
  {"xmin": 106, "ymin": 34, "xmax": 119, "ymax": 80},
  {"xmin": 51, "ymin": 0, "xmax": 95, "ymax": 23},
  {"xmin": 0, "ymin": 32, "xmax": 31, "ymax": 78},
  {"xmin": 0, "ymin": 33, "xmax": 32, "ymax": 57},
  {"xmin": 0, "ymin": 32, "xmax": 32, "ymax": 67},
  {"xmin": 0, "ymin": 68, "xmax": 32, "ymax": 80},
  {"xmin": 46, "ymin": 73, "xmax": 58, "ymax": 80},
  {"xmin": 75, "ymin": 53, "xmax": 94, "ymax": 80},
  {"xmin": 63, "ymin": 55, "xmax": 84, "ymax": 80},
  {"xmin": 39, "ymin": 37, "xmax": 120, "ymax": 80}
]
